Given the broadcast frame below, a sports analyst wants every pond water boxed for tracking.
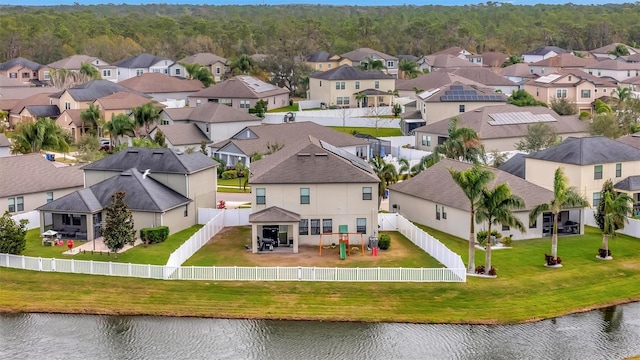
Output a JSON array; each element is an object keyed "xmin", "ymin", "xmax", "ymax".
[{"xmin": 2, "ymin": 303, "xmax": 640, "ymax": 360}]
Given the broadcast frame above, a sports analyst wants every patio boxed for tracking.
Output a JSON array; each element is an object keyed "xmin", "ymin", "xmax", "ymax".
[{"xmin": 62, "ymin": 237, "xmax": 144, "ymax": 255}]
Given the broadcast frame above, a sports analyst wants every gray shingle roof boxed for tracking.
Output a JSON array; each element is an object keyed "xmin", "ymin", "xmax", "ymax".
[
  {"xmin": 81, "ymin": 147, "xmax": 217, "ymax": 174},
  {"xmin": 389, "ymin": 158, "xmax": 553, "ymax": 212},
  {"xmin": 340, "ymin": 47, "xmax": 397, "ymax": 62},
  {"xmin": 155, "ymin": 124, "xmax": 209, "ymax": 146},
  {"xmin": 526, "ymin": 136, "xmax": 640, "ymax": 165},
  {"xmin": 305, "ymin": 51, "xmax": 336, "ymax": 62},
  {"xmin": 310, "ymin": 65, "xmax": 394, "ymax": 81},
  {"xmin": 38, "ymin": 168, "xmax": 191, "ymax": 213},
  {"xmin": 114, "ymin": 53, "xmax": 172, "ymax": 68},
  {"xmin": 249, "ymin": 206, "xmax": 301, "ymax": 223},
  {"xmin": 423, "ymin": 54, "xmax": 481, "ymax": 69},
  {"xmin": 0, "ymin": 57, "xmax": 42, "ymax": 71},
  {"xmin": 614, "ymin": 176, "xmax": 640, "ymax": 191},
  {"xmin": 24, "ymin": 105, "xmax": 60, "ymax": 118},
  {"xmin": 445, "ymin": 68, "xmax": 518, "ymax": 86},
  {"xmin": 118, "ymin": 73, "xmax": 204, "ymax": 93},
  {"xmin": 51, "ymin": 80, "xmax": 140, "ymax": 102},
  {"xmin": 178, "ymin": 53, "xmax": 226, "ymax": 66},
  {"xmin": 184, "ymin": 102, "xmax": 262, "ymax": 123},
  {"xmin": 523, "ymin": 46, "xmax": 568, "ymax": 56},
  {"xmin": 498, "ymin": 153, "xmax": 526, "ymax": 179},
  {"xmin": 0, "ymin": 154, "xmax": 83, "ymax": 197}
]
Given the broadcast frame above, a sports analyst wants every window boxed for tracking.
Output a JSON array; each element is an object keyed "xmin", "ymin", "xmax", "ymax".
[
  {"xmin": 323, "ymin": 219, "xmax": 332, "ymax": 233},
  {"xmin": 65, "ymin": 102, "xmax": 71, "ymax": 110},
  {"xmin": 22, "ymin": 72, "xmax": 29, "ymax": 78},
  {"xmin": 529, "ymin": 219, "xmax": 537, "ymax": 229},
  {"xmin": 355, "ymin": 81, "xmax": 360, "ymax": 90},
  {"xmin": 240, "ymin": 100, "xmax": 250, "ymax": 109},
  {"xmin": 342, "ymin": 97, "xmax": 350, "ymax": 105},
  {"xmin": 603, "ymin": 88, "xmax": 607, "ymax": 93},
  {"xmin": 459, "ymin": 105, "xmax": 465, "ymax": 113},
  {"xmin": 598, "ymin": 71, "xmax": 601, "ymax": 76},
  {"xmin": 362, "ymin": 187, "xmax": 372, "ymax": 200},
  {"xmin": 9, "ymin": 72, "xmax": 17, "ymax": 78},
  {"xmin": 616, "ymin": 163, "xmax": 622, "ymax": 177},
  {"xmin": 426, "ymin": 135, "xmax": 432, "ymax": 146},
  {"xmin": 581, "ymin": 89, "xmax": 591, "ymax": 98},
  {"xmin": 319, "ymin": 81, "xmax": 322, "ymax": 87},
  {"xmin": 422, "ymin": 135, "xmax": 427, "ymax": 146},
  {"xmin": 556, "ymin": 89, "xmax": 567, "ymax": 98},
  {"xmin": 568, "ymin": 76, "xmax": 572, "ymax": 81},
  {"xmin": 219, "ymin": 99, "xmax": 232, "ymax": 106},
  {"xmin": 335, "ymin": 81, "xmax": 345, "ymax": 90},
  {"xmin": 594, "ymin": 165, "xmax": 603, "ymax": 180},
  {"xmin": 102, "ymin": 69, "xmax": 111, "ymax": 77},
  {"xmin": 72, "ymin": 214, "xmax": 81, "ymax": 226},
  {"xmin": 356, "ymin": 218, "xmax": 366, "ymax": 234},
  {"xmin": 136, "ymin": 69, "xmax": 144, "ymax": 76},
  {"xmin": 536, "ymin": 87, "xmax": 539, "ymax": 96},
  {"xmin": 436, "ymin": 204, "xmax": 441, "ymax": 220},
  {"xmin": 593, "ymin": 192, "xmax": 601, "ymax": 207},
  {"xmin": 300, "ymin": 188, "xmax": 310, "ymax": 204},
  {"xmin": 184, "ymin": 205, "xmax": 188, "ymax": 217},
  {"xmin": 152, "ymin": 68, "xmax": 161, "ymax": 73},
  {"xmin": 46, "ymin": 192, "xmax": 53, "ymax": 204},
  {"xmin": 175, "ymin": 68, "xmax": 181, "ymax": 76},
  {"xmin": 43, "ymin": 71, "xmax": 50, "ymax": 80},
  {"xmin": 8, "ymin": 198, "xmax": 15, "ymax": 213},
  {"xmin": 502, "ymin": 224, "xmax": 510, "ymax": 231},
  {"xmin": 327, "ymin": 64, "xmax": 331, "ymax": 69},
  {"xmin": 216, "ymin": 67, "xmax": 221, "ymax": 74},
  {"xmin": 299, "ymin": 219, "xmax": 309, "ymax": 235},
  {"xmin": 375, "ymin": 81, "xmax": 380, "ymax": 89},
  {"xmin": 356, "ymin": 145, "xmax": 367, "ymax": 159},
  {"xmin": 310, "ymin": 219, "xmax": 321, "ymax": 235},
  {"xmin": 336, "ymin": 97, "xmax": 343, "ymax": 105},
  {"xmin": 387, "ymin": 60, "xmax": 394, "ymax": 68},
  {"xmin": 256, "ymin": 188, "xmax": 266, "ymax": 205}
]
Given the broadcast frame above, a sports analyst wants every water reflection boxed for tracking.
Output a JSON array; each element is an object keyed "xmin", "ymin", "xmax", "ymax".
[{"xmin": 1, "ymin": 303, "xmax": 640, "ymax": 360}]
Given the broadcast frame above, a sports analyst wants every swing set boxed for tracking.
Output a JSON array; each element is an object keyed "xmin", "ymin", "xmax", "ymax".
[{"xmin": 318, "ymin": 231, "xmax": 365, "ymax": 257}]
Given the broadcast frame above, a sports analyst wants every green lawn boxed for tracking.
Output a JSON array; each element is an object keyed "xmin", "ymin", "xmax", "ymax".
[
  {"xmin": 330, "ymin": 126, "xmax": 402, "ymax": 137},
  {"xmin": 267, "ymin": 103, "xmax": 299, "ymax": 112}
]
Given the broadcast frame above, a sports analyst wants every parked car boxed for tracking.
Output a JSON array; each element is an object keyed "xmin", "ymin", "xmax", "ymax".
[{"xmin": 99, "ymin": 139, "xmax": 111, "ymax": 151}]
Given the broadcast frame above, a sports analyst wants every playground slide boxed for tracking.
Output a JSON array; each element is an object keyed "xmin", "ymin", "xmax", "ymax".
[{"xmin": 339, "ymin": 242, "xmax": 346, "ymax": 260}]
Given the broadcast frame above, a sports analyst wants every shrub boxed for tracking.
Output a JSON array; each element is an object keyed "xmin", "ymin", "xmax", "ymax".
[
  {"xmin": 544, "ymin": 253, "xmax": 562, "ymax": 265},
  {"xmin": 477, "ymin": 230, "xmax": 502, "ymax": 246},
  {"xmin": 500, "ymin": 236, "xmax": 512, "ymax": 247},
  {"xmin": 474, "ymin": 265, "xmax": 497, "ymax": 276},
  {"xmin": 579, "ymin": 111, "xmax": 591, "ymax": 120},
  {"xmin": 221, "ymin": 170, "xmax": 238, "ymax": 180},
  {"xmin": 598, "ymin": 248, "xmax": 611, "ymax": 258},
  {"xmin": 140, "ymin": 226, "xmax": 169, "ymax": 245},
  {"xmin": 378, "ymin": 234, "xmax": 391, "ymax": 250}
]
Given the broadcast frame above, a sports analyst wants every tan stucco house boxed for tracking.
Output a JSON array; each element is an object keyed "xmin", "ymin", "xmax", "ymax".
[
  {"xmin": 189, "ymin": 75, "xmax": 289, "ymax": 112},
  {"xmin": 308, "ymin": 65, "xmax": 395, "ymax": 108},
  {"xmin": 416, "ymin": 82, "xmax": 508, "ymax": 123}
]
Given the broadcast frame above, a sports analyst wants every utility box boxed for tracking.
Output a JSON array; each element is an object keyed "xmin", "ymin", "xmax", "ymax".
[{"xmin": 368, "ymin": 236, "xmax": 378, "ymax": 249}]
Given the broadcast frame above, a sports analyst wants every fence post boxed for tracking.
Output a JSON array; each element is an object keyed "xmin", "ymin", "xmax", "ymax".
[
  {"xmin": 147, "ymin": 263, "xmax": 151, "ymax": 278},
  {"xmin": 312, "ymin": 266, "xmax": 316, "ymax": 281},
  {"xmin": 109, "ymin": 262, "xmax": 112, "ymax": 276},
  {"xmin": 128, "ymin": 263, "xmax": 132, "ymax": 277},
  {"xmin": 38, "ymin": 258, "xmax": 42, "ymax": 271},
  {"xmin": 51, "ymin": 258, "xmax": 56, "ymax": 272},
  {"xmin": 90, "ymin": 260, "xmax": 94, "ymax": 275},
  {"xmin": 297, "ymin": 266, "xmax": 302, "ymax": 281},
  {"xmin": 21, "ymin": 255, "xmax": 25, "ymax": 269},
  {"xmin": 276, "ymin": 266, "xmax": 279, "ymax": 281},
  {"xmin": 71, "ymin": 259, "xmax": 74, "ymax": 273}
]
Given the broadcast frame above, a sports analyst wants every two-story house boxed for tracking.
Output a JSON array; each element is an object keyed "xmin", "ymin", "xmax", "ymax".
[
  {"xmin": 0, "ymin": 57, "xmax": 43, "ymax": 84},
  {"xmin": 189, "ymin": 76, "xmax": 289, "ymax": 112},
  {"xmin": 37, "ymin": 148, "xmax": 218, "ymax": 243},
  {"xmin": 528, "ymin": 53, "xmax": 598, "ymax": 77},
  {"xmin": 113, "ymin": 53, "xmax": 174, "ymax": 82},
  {"xmin": 49, "ymin": 79, "xmax": 143, "ymax": 112},
  {"xmin": 416, "ymin": 82, "xmax": 508, "ymax": 123},
  {"xmin": 582, "ymin": 59, "xmax": 640, "ymax": 82},
  {"xmin": 171, "ymin": 53, "xmax": 227, "ymax": 82},
  {"xmin": 248, "ymin": 136, "xmax": 380, "ymax": 253},
  {"xmin": 417, "ymin": 54, "xmax": 482, "ymax": 73},
  {"xmin": 42, "ymin": 55, "xmax": 118, "ymax": 83},
  {"xmin": 340, "ymin": 47, "xmax": 398, "ymax": 77},
  {"xmin": 308, "ymin": 65, "xmax": 395, "ymax": 108},
  {"xmin": 589, "ymin": 43, "xmax": 640, "ymax": 60},
  {"xmin": 303, "ymin": 51, "xmax": 350, "ymax": 72}
]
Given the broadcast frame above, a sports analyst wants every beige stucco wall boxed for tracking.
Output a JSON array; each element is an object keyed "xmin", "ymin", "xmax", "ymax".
[
  {"xmin": 252, "ymin": 182, "xmax": 379, "ymax": 246},
  {"xmin": 3, "ymin": 187, "xmax": 81, "ymax": 215},
  {"xmin": 84, "ymin": 170, "xmax": 121, "ymax": 187},
  {"xmin": 421, "ymin": 101, "xmax": 506, "ymax": 123},
  {"xmin": 186, "ymin": 168, "xmax": 217, "ymax": 209},
  {"xmin": 161, "ymin": 205, "xmax": 195, "ymax": 235},
  {"xmin": 308, "ymin": 78, "xmax": 395, "ymax": 108}
]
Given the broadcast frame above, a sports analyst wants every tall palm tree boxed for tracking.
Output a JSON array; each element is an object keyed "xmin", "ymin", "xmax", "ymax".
[
  {"xmin": 449, "ymin": 164, "xmax": 495, "ymax": 274},
  {"xmin": 409, "ymin": 153, "xmax": 440, "ymax": 176},
  {"xmin": 355, "ymin": 92, "xmax": 368, "ymax": 108},
  {"xmin": 529, "ymin": 167, "xmax": 589, "ymax": 265},
  {"xmin": 229, "ymin": 54, "xmax": 255, "ymax": 75},
  {"xmin": 81, "ymin": 103, "xmax": 102, "ymax": 136},
  {"xmin": 436, "ymin": 117, "xmax": 485, "ymax": 163},
  {"xmin": 613, "ymin": 86, "xmax": 632, "ymax": 103},
  {"xmin": 11, "ymin": 117, "xmax": 69, "ymax": 154},
  {"xmin": 397, "ymin": 158, "xmax": 410, "ymax": 180},
  {"xmin": 476, "ymin": 183, "xmax": 526, "ymax": 276},
  {"xmin": 599, "ymin": 189, "xmax": 633, "ymax": 259},
  {"xmin": 398, "ymin": 58, "xmax": 419, "ymax": 79},
  {"xmin": 80, "ymin": 62, "xmax": 101, "ymax": 80},
  {"xmin": 358, "ymin": 58, "xmax": 386, "ymax": 72},
  {"xmin": 180, "ymin": 62, "xmax": 215, "ymax": 87},
  {"xmin": 132, "ymin": 102, "xmax": 162, "ymax": 135},
  {"xmin": 104, "ymin": 113, "xmax": 136, "ymax": 147},
  {"xmin": 369, "ymin": 155, "xmax": 398, "ymax": 208}
]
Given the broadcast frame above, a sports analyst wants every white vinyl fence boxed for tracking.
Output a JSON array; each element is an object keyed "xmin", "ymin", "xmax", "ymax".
[
  {"xmin": 0, "ymin": 212, "xmax": 465, "ymax": 282},
  {"xmin": 11, "ymin": 210, "xmax": 40, "ymax": 229},
  {"xmin": 584, "ymin": 208, "xmax": 640, "ymax": 238}
]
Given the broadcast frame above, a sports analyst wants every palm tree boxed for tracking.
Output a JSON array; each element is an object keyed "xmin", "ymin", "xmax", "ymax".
[
  {"xmin": 435, "ymin": 117, "xmax": 485, "ymax": 163},
  {"xmin": 132, "ymin": 102, "xmax": 162, "ymax": 135},
  {"xmin": 409, "ymin": 153, "xmax": 440, "ymax": 176},
  {"xmin": 358, "ymin": 58, "xmax": 386, "ymax": 72},
  {"xmin": 180, "ymin": 62, "xmax": 215, "ymax": 87},
  {"xmin": 229, "ymin": 54, "xmax": 255, "ymax": 75},
  {"xmin": 355, "ymin": 92, "xmax": 368, "ymax": 108},
  {"xmin": 608, "ymin": 44, "xmax": 630, "ymax": 58},
  {"xmin": 369, "ymin": 155, "xmax": 398, "ymax": 208},
  {"xmin": 599, "ymin": 189, "xmax": 633, "ymax": 259},
  {"xmin": 476, "ymin": 183, "xmax": 526, "ymax": 276},
  {"xmin": 449, "ymin": 164, "xmax": 495, "ymax": 274},
  {"xmin": 11, "ymin": 117, "xmax": 69, "ymax": 154},
  {"xmin": 613, "ymin": 86, "xmax": 632, "ymax": 103},
  {"xmin": 103, "ymin": 113, "xmax": 135, "ymax": 146},
  {"xmin": 80, "ymin": 62, "xmax": 101, "ymax": 80},
  {"xmin": 81, "ymin": 103, "xmax": 102, "ymax": 136},
  {"xmin": 398, "ymin": 58, "xmax": 419, "ymax": 79},
  {"xmin": 397, "ymin": 158, "xmax": 410, "ymax": 180},
  {"xmin": 529, "ymin": 167, "xmax": 589, "ymax": 265}
]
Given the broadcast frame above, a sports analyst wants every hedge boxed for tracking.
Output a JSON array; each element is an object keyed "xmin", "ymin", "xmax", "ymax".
[{"xmin": 140, "ymin": 226, "xmax": 170, "ymax": 245}]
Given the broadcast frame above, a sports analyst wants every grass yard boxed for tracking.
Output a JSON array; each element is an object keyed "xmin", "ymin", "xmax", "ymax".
[
  {"xmin": 267, "ymin": 103, "xmax": 299, "ymax": 112},
  {"xmin": 217, "ymin": 178, "xmax": 250, "ymax": 193},
  {"xmin": 183, "ymin": 227, "xmax": 442, "ymax": 268},
  {"xmin": 330, "ymin": 126, "xmax": 402, "ymax": 137}
]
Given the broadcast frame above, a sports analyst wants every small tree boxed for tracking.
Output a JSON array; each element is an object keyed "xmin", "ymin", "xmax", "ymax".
[
  {"xmin": 102, "ymin": 191, "xmax": 136, "ymax": 257},
  {"xmin": 550, "ymin": 96, "xmax": 578, "ymax": 115},
  {"xmin": 0, "ymin": 211, "xmax": 28, "ymax": 254},
  {"xmin": 249, "ymin": 99, "xmax": 268, "ymax": 118},
  {"xmin": 200, "ymin": 140, "xmax": 208, "ymax": 155},
  {"xmin": 154, "ymin": 128, "xmax": 166, "ymax": 147},
  {"xmin": 507, "ymin": 89, "xmax": 547, "ymax": 107},
  {"xmin": 515, "ymin": 122, "xmax": 561, "ymax": 153}
]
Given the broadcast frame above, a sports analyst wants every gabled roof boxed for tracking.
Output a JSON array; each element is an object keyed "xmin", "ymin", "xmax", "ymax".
[
  {"xmin": 620, "ymin": 75, "xmax": 640, "ymax": 85},
  {"xmin": 81, "ymin": 147, "xmax": 218, "ymax": 174},
  {"xmin": 0, "ymin": 57, "xmax": 42, "ymax": 71},
  {"xmin": 0, "ymin": 99, "xmax": 19, "ymax": 112},
  {"xmin": 47, "ymin": 55, "xmax": 101, "ymax": 70},
  {"xmin": 24, "ymin": 105, "xmax": 60, "ymax": 118},
  {"xmin": 118, "ymin": 73, "xmax": 204, "ymax": 93},
  {"xmin": 178, "ymin": 53, "xmax": 226, "ymax": 66},
  {"xmin": 211, "ymin": 121, "xmax": 368, "ymax": 156},
  {"xmin": 164, "ymin": 102, "xmax": 261, "ymax": 124},
  {"xmin": 430, "ymin": 46, "xmax": 468, "ymax": 57},
  {"xmin": 162, "ymin": 107, "xmax": 193, "ymax": 121},
  {"xmin": 114, "ymin": 53, "xmax": 172, "ymax": 68},
  {"xmin": 94, "ymin": 91, "xmax": 158, "ymax": 110},
  {"xmin": 527, "ymin": 70, "xmax": 617, "ymax": 88},
  {"xmin": 614, "ymin": 176, "xmax": 640, "ymax": 192},
  {"xmin": 190, "ymin": 76, "xmax": 288, "ymax": 99},
  {"xmin": 57, "ymin": 109, "xmax": 83, "ymax": 127},
  {"xmin": 389, "ymin": 158, "xmax": 553, "ymax": 212},
  {"xmin": 249, "ymin": 206, "xmax": 301, "ymax": 223},
  {"xmin": 590, "ymin": 43, "xmax": 640, "ymax": 55},
  {"xmin": 250, "ymin": 136, "xmax": 379, "ymax": 184},
  {"xmin": 340, "ymin": 47, "xmax": 397, "ymax": 62},
  {"xmin": 0, "ymin": 133, "xmax": 10, "ymax": 147},
  {"xmin": 587, "ymin": 59, "xmax": 640, "ymax": 71},
  {"xmin": 420, "ymin": 83, "xmax": 508, "ymax": 103},
  {"xmin": 423, "ymin": 54, "xmax": 481, "ymax": 69},
  {"xmin": 310, "ymin": 64, "xmax": 394, "ymax": 81},
  {"xmin": 499, "ymin": 63, "xmax": 537, "ymax": 78},
  {"xmin": 530, "ymin": 53, "xmax": 597, "ymax": 68},
  {"xmin": 0, "ymin": 154, "xmax": 83, "ymax": 197},
  {"xmin": 395, "ymin": 71, "xmax": 484, "ymax": 92},
  {"xmin": 51, "ymin": 80, "xmax": 139, "ymax": 102},
  {"xmin": 396, "ymin": 54, "xmax": 419, "ymax": 62},
  {"xmin": 523, "ymin": 46, "xmax": 568, "ymax": 56},
  {"xmin": 445, "ymin": 68, "xmax": 518, "ymax": 87},
  {"xmin": 10, "ymin": 93, "xmax": 55, "ymax": 114},
  {"xmin": 480, "ymin": 52, "xmax": 509, "ymax": 67},
  {"xmin": 413, "ymin": 104, "xmax": 586, "ymax": 139},
  {"xmin": 526, "ymin": 136, "xmax": 640, "ymax": 165},
  {"xmin": 305, "ymin": 51, "xmax": 339, "ymax": 62},
  {"xmin": 154, "ymin": 124, "xmax": 209, "ymax": 146},
  {"xmin": 38, "ymin": 168, "xmax": 191, "ymax": 213},
  {"xmin": 498, "ymin": 153, "xmax": 526, "ymax": 179}
]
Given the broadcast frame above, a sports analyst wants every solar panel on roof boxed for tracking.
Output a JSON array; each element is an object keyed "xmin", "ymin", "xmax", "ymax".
[{"xmin": 488, "ymin": 112, "xmax": 557, "ymax": 125}]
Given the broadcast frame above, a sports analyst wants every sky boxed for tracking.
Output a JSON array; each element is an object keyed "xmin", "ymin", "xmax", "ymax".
[{"xmin": 0, "ymin": 1, "xmax": 632, "ymax": 6}]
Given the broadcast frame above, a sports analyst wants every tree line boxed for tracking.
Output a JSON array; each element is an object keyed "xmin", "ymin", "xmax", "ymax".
[{"xmin": 1, "ymin": 4, "xmax": 640, "ymax": 65}]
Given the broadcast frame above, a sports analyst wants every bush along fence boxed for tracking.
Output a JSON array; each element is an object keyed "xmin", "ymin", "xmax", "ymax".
[{"xmin": 0, "ymin": 212, "xmax": 466, "ymax": 283}]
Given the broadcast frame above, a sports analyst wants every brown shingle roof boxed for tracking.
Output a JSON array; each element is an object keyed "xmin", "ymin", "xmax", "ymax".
[
  {"xmin": 179, "ymin": 53, "xmax": 226, "ymax": 65},
  {"xmin": 190, "ymin": 76, "xmax": 288, "ymax": 99},
  {"xmin": 95, "ymin": 91, "xmax": 160, "ymax": 111},
  {"xmin": 0, "ymin": 154, "xmax": 83, "ymax": 197},
  {"xmin": 0, "ymin": 99, "xmax": 19, "ymax": 112},
  {"xmin": 10, "ymin": 93, "xmax": 54, "ymax": 114},
  {"xmin": 118, "ymin": 73, "xmax": 204, "ymax": 93},
  {"xmin": 445, "ymin": 68, "xmax": 518, "ymax": 86},
  {"xmin": 155, "ymin": 124, "xmax": 209, "ymax": 146},
  {"xmin": 395, "ymin": 71, "xmax": 484, "ymax": 92},
  {"xmin": 424, "ymin": 54, "xmax": 481, "ymax": 69},
  {"xmin": 340, "ymin": 47, "xmax": 397, "ymax": 61},
  {"xmin": 0, "ymin": 86, "xmax": 58, "ymax": 102},
  {"xmin": 249, "ymin": 206, "xmax": 301, "ymax": 223},
  {"xmin": 57, "ymin": 109, "xmax": 83, "ymax": 127},
  {"xmin": 588, "ymin": 59, "xmax": 640, "ymax": 71},
  {"xmin": 481, "ymin": 52, "xmax": 509, "ymax": 68},
  {"xmin": 499, "ymin": 63, "xmax": 536, "ymax": 78},
  {"xmin": 389, "ymin": 158, "xmax": 554, "ymax": 211},
  {"xmin": 530, "ymin": 53, "xmax": 598, "ymax": 68},
  {"xmin": 430, "ymin": 47, "xmax": 467, "ymax": 57},
  {"xmin": 162, "ymin": 108, "xmax": 193, "ymax": 121},
  {"xmin": 616, "ymin": 132, "xmax": 640, "ymax": 149},
  {"xmin": 47, "ymin": 55, "xmax": 101, "ymax": 70}
]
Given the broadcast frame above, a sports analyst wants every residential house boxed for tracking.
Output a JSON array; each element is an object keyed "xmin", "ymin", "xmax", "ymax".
[
  {"xmin": 149, "ymin": 124, "xmax": 210, "ymax": 154},
  {"xmin": 248, "ymin": 136, "xmax": 379, "ymax": 253},
  {"xmin": 55, "ymin": 109, "xmax": 84, "ymax": 143},
  {"xmin": 1, "ymin": 154, "xmax": 83, "ymax": 215},
  {"xmin": 17, "ymin": 105, "xmax": 60, "ymax": 123},
  {"xmin": 8, "ymin": 93, "xmax": 58, "ymax": 128},
  {"xmin": 497, "ymin": 153, "xmax": 527, "ymax": 179},
  {"xmin": 528, "ymin": 53, "xmax": 598, "ymax": 76},
  {"xmin": 388, "ymin": 158, "xmax": 580, "ymax": 241},
  {"xmin": 210, "ymin": 121, "xmax": 370, "ymax": 168},
  {"xmin": 524, "ymin": 136, "xmax": 640, "ymax": 207},
  {"xmin": 589, "ymin": 43, "xmax": 640, "ymax": 60},
  {"xmin": 303, "ymin": 51, "xmax": 350, "ymax": 72},
  {"xmin": 38, "ymin": 148, "xmax": 218, "ymax": 243},
  {"xmin": 308, "ymin": 65, "xmax": 395, "ymax": 108},
  {"xmin": 93, "ymin": 91, "xmax": 162, "ymax": 124},
  {"xmin": 49, "ymin": 79, "xmax": 141, "ymax": 112},
  {"xmin": 522, "ymin": 46, "xmax": 569, "ymax": 63},
  {"xmin": 499, "ymin": 63, "xmax": 537, "ymax": 88},
  {"xmin": 0, "ymin": 133, "xmax": 10, "ymax": 157},
  {"xmin": 413, "ymin": 104, "xmax": 588, "ymax": 153},
  {"xmin": 444, "ymin": 68, "xmax": 519, "ymax": 95},
  {"xmin": 618, "ymin": 75, "xmax": 640, "ymax": 95},
  {"xmin": 0, "ymin": 57, "xmax": 43, "ymax": 84},
  {"xmin": 340, "ymin": 47, "xmax": 399, "ymax": 77},
  {"xmin": 42, "ymin": 55, "xmax": 118, "ymax": 83},
  {"xmin": 479, "ymin": 52, "xmax": 510, "ymax": 68},
  {"xmin": 113, "ymin": 53, "xmax": 174, "ymax": 82},
  {"xmin": 616, "ymin": 132, "xmax": 640, "ymax": 149},
  {"xmin": 395, "ymin": 70, "xmax": 485, "ymax": 99},
  {"xmin": 523, "ymin": 71, "xmax": 617, "ymax": 113},
  {"xmin": 189, "ymin": 76, "xmax": 289, "ymax": 112},
  {"xmin": 171, "ymin": 53, "xmax": 227, "ymax": 82},
  {"xmin": 430, "ymin": 46, "xmax": 473, "ymax": 59},
  {"xmin": 582, "ymin": 59, "xmax": 640, "ymax": 82},
  {"xmin": 415, "ymin": 82, "xmax": 508, "ymax": 123},
  {"xmin": 118, "ymin": 72, "xmax": 204, "ymax": 103},
  {"xmin": 418, "ymin": 54, "xmax": 482, "ymax": 73}
]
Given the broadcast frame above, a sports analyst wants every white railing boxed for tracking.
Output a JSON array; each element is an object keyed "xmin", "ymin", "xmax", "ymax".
[
  {"xmin": 165, "ymin": 211, "xmax": 225, "ymax": 268},
  {"xmin": 584, "ymin": 208, "xmax": 640, "ymax": 239},
  {"xmin": 11, "ymin": 210, "xmax": 40, "ymax": 229}
]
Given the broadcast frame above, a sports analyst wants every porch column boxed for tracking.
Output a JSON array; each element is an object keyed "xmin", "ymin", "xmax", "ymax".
[
  {"xmin": 293, "ymin": 222, "xmax": 299, "ymax": 253},
  {"xmin": 39, "ymin": 211, "xmax": 45, "ymax": 234},
  {"xmin": 86, "ymin": 214, "xmax": 94, "ymax": 243},
  {"xmin": 251, "ymin": 223, "xmax": 258, "ymax": 253}
]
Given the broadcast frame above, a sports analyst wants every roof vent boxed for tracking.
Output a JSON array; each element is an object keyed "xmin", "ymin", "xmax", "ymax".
[
  {"xmin": 298, "ymin": 153, "xmax": 310, "ymax": 157},
  {"xmin": 315, "ymin": 152, "xmax": 328, "ymax": 156}
]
